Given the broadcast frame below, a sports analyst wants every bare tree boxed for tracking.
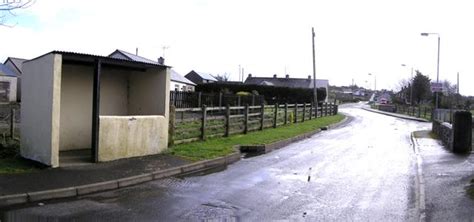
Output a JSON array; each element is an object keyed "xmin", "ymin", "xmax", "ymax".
[
  {"xmin": 213, "ymin": 73, "xmax": 230, "ymax": 82},
  {"xmin": 1, "ymin": 0, "xmax": 34, "ymax": 26}
]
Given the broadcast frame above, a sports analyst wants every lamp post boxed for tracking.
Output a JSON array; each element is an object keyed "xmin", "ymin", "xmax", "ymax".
[
  {"xmin": 368, "ymin": 73, "xmax": 376, "ymax": 91},
  {"xmin": 312, "ymin": 27, "xmax": 317, "ymax": 108},
  {"xmin": 421, "ymin": 32, "xmax": 440, "ymax": 109},
  {"xmin": 401, "ymin": 64, "xmax": 414, "ymax": 105}
]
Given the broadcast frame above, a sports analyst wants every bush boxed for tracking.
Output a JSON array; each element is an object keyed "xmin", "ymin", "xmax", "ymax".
[
  {"xmin": 0, "ymin": 139, "xmax": 20, "ymax": 159},
  {"xmin": 196, "ymin": 83, "xmax": 327, "ymax": 104}
]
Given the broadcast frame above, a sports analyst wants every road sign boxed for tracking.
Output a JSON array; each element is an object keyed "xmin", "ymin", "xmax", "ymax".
[{"xmin": 431, "ymin": 82, "xmax": 443, "ymax": 92}]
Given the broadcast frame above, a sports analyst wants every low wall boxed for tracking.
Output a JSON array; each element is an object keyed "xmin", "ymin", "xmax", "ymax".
[
  {"xmin": 98, "ymin": 115, "xmax": 168, "ymax": 162},
  {"xmin": 432, "ymin": 111, "xmax": 472, "ymax": 153},
  {"xmin": 432, "ymin": 120, "xmax": 453, "ymax": 150}
]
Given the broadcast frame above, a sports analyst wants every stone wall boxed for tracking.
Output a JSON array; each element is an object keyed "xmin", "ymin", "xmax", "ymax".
[
  {"xmin": 378, "ymin": 104, "xmax": 396, "ymax": 113},
  {"xmin": 432, "ymin": 111, "xmax": 472, "ymax": 153},
  {"xmin": 432, "ymin": 120, "xmax": 453, "ymax": 150}
]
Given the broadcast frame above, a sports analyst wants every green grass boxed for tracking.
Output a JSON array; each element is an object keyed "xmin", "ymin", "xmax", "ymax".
[
  {"xmin": 168, "ymin": 114, "xmax": 345, "ymax": 161},
  {"xmin": 0, "ymin": 157, "xmax": 39, "ymax": 174},
  {"xmin": 0, "ymin": 138, "xmax": 40, "ymax": 174}
]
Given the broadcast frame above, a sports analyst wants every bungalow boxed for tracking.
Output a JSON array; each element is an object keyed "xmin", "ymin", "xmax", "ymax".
[
  {"xmin": 0, "ymin": 64, "xmax": 18, "ymax": 103},
  {"xmin": 21, "ymin": 51, "xmax": 170, "ymax": 167},
  {"xmin": 244, "ymin": 74, "xmax": 330, "ymax": 102},
  {"xmin": 2, "ymin": 57, "xmax": 25, "ymax": 101},
  {"xmin": 109, "ymin": 49, "xmax": 195, "ymax": 91},
  {"xmin": 185, "ymin": 70, "xmax": 217, "ymax": 85}
]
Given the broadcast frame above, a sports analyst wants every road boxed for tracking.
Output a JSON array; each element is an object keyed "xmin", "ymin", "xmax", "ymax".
[{"xmin": 2, "ymin": 103, "xmax": 432, "ymax": 221}]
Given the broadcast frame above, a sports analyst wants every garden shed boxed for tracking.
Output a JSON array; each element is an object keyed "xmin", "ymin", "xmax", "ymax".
[{"xmin": 21, "ymin": 51, "xmax": 170, "ymax": 167}]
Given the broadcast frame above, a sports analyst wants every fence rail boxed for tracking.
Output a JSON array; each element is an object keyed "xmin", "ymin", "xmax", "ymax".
[
  {"xmin": 391, "ymin": 105, "xmax": 434, "ymax": 121},
  {"xmin": 169, "ymin": 102, "xmax": 338, "ymax": 145}
]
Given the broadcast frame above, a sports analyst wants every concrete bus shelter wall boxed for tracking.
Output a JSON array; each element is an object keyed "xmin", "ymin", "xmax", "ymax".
[
  {"xmin": 21, "ymin": 53, "xmax": 62, "ymax": 167},
  {"xmin": 98, "ymin": 115, "xmax": 167, "ymax": 161},
  {"xmin": 97, "ymin": 67, "xmax": 170, "ymax": 162},
  {"xmin": 59, "ymin": 64, "xmax": 93, "ymax": 151},
  {"xmin": 21, "ymin": 53, "xmax": 170, "ymax": 167}
]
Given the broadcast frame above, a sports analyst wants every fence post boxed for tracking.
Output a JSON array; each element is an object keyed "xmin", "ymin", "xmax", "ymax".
[
  {"xmin": 424, "ymin": 107, "xmax": 427, "ymax": 118},
  {"xmin": 294, "ymin": 103, "xmax": 298, "ymax": 123},
  {"xmin": 309, "ymin": 102, "xmax": 313, "ymax": 120},
  {"xmin": 417, "ymin": 105, "xmax": 421, "ymax": 117},
  {"xmin": 198, "ymin": 92, "xmax": 202, "ymax": 107},
  {"xmin": 273, "ymin": 103, "xmax": 278, "ymax": 128},
  {"xmin": 302, "ymin": 103, "xmax": 306, "ymax": 122},
  {"xmin": 219, "ymin": 92, "xmax": 223, "ymax": 107},
  {"xmin": 252, "ymin": 95, "xmax": 255, "ymax": 106},
  {"xmin": 168, "ymin": 105, "xmax": 175, "ymax": 146},
  {"xmin": 201, "ymin": 105, "xmax": 207, "ymax": 140},
  {"xmin": 324, "ymin": 103, "xmax": 327, "ymax": 116},
  {"xmin": 284, "ymin": 103, "xmax": 288, "ymax": 125},
  {"xmin": 238, "ymin": 96, "xmax": 241, "ymax": 106},
  {"xmin": 10, "ymin": 107, "xmax": 15, "ymax": 139},
  {"xmin": 244, "ymin": 104, "xmax": 249, "ymax": 134},
  {"xmin": 225, "ymin": 104, "xmax": 230, "ymax": 137},
  {"xmin": 260, "ymin": 103, "xmax": 265, "ymax": 130},
  {"xmin": 315, "ymin": 103, "xmax": 318, "ymax": 118}
]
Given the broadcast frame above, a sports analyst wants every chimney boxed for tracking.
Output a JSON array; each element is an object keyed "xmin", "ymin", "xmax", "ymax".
[
  {"xmin": 158, "ymin": 57, "xmax": 165, "ymax": 65},
  {"xmin": 285, "ymin": 74, "xmax": 289, "ymax": 79},
  {"xmin": 136, "ymin": 47, "xmax": 138, "ymax": 56},
  {"xmin": 248, "ymin": 73, "xmax": 252, "ymax": 78},
  {"xmin": 308, "ymin": 75, "xmax": 311, "ymax": 80},
  {"xmin": 273, "ymin": 74, "xmax": 277, "ymax": 78}
]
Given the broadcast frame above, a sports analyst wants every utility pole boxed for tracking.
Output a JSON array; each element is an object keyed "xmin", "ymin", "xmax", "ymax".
[
  {"xmin": 312, "ymin": 27, "xmax": 317, "ymax": 109},
  {"xmin": 238, "ymin": 65, "xmax": 241, "ymax": 82},
  {"xmin": 410, "ymin": 67, "xmax": 413, "ymax": 105},
  {"xmin": 457, "ymin": 72, "xmax": 460, "ymax": 94}
]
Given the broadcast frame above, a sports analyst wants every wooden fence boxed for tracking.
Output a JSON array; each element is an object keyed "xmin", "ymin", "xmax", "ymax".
[
  {"xmin": 170, "ymin": 91, "xmax": 265, "ymax": 108},
  {"xmin": 0, "ymin": 104, "xmax": 20, "ymax": 140},
  {"xmin": 394, "ymin": 105, "xmax": 434, "ymax": 121},
  {"xmin": 169, "ymin": 102, "xmax": 338, "ymax": 145}
]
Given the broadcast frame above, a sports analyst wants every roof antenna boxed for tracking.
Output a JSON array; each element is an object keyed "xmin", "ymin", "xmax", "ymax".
[{"xmin": 162, "ymin": 45, "xmax": 170, "ymax": 57}]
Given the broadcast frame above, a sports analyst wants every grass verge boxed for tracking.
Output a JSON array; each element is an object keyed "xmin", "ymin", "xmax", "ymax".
[
  {"xmin": 169, "ymin": 114, "xmax": 345, "ymax": 161},
  {"xmin": 0, "ymin": 138, "xmax": 40, "ymax": 174}
]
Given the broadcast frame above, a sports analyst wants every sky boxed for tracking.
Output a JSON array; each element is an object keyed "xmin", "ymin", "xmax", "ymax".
[{"xmin": 2, "ymin": 0, "xmax": 474, "ymax": 95}]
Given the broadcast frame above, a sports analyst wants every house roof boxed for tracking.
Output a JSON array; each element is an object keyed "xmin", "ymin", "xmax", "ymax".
[
  {"xmin": 26, "ymin": 51, "xmax": 169, "ymax": 70},
  {"xmin": 108, "ymin": 50, "xmax": 195, "ymax": 85},
  {"xmin": 108, "ymin": 49, "xmax": 159, "ymax": 65},
  {"xmin": 4, "ymin": 57, "xmax": 27, "ymax": 73},
  {"xmin": 244, "ymin": 76, "xmax": 329, "ymax": 89},
  {"xmin": 170, "ymin": 70, "xmax": 195, "ymax": 85},
  {"xmin": 190, "ymin": 70, "xmax": 217, "ymax": 81},
  {"xmin": 0, "ymin": 64, "xmax": 18, "ymax": 77}
]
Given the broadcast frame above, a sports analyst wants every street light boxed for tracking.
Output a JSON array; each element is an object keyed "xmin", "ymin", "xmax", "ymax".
[
  {"xmin": 368, "ymin": 73, "xmax": 376, "ymax": 91},
  {"xmin": 420, "ymin": 32, "xmax": 440, "ymax": 109},
  {"xmin": 401, "ymin": 64, "xmax": 414, "ymax": 105}
]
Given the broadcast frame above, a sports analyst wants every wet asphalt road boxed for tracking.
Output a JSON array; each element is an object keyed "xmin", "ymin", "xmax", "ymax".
[{"xmin": 2, "ymin": 103, "xmax": 432, "ymax": 221}]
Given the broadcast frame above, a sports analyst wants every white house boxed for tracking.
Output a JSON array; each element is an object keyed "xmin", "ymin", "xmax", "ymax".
[
  {"xmin": 3, "ymin": 57, "xmax": 26, "ymax": 102},
  {"xmin": 0, "ymin": 63, "xmax": 18, "ymax": 103}
]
